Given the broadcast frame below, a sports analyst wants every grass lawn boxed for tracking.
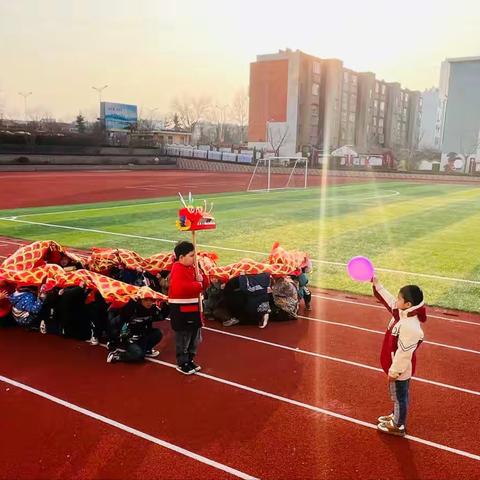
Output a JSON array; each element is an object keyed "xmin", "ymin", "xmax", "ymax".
[{"xmin": 1, "ymin": 180, "xmax": 479, "ymax": 311}]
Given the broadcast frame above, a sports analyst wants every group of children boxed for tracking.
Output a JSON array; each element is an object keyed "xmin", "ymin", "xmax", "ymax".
[{"xmin": 0, "ymin": 241, "xmax": 426, "ymax": 436}]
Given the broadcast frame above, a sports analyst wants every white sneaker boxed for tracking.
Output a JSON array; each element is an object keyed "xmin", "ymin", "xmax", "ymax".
[
  {"xmin": 39, "ymin": 320, "xmax": 47, "ymax": 334},
  {"xmin": 86, "ymin": 336, "xmax": 99, "ymax": 346},
  {"xmin": 377, "ymin": 413, "xmax": 394, "ymax": 423},
  {"xmin": 107, "ymin": 350, "xmax": 121, "ymax": 363},
  {"xmin": 223, "ymin": 317, "xmax": 240, "ymax": 327},
  {"xmin": 259, "ymin": 314, "xmax": 269, "ymax": 329},
  {"xmin": 145, "ymin": 349, "xmax": 160, "ymax": 358}
]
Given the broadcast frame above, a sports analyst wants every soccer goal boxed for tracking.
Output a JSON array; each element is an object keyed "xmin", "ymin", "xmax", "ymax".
[{"xmin": 246, "ymin": 156, "xmax": 309, "ymax": 192}]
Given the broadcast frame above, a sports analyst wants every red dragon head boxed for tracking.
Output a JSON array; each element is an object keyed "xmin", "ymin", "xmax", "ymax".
[{"xmin": 176, "ymin": 193, "xmax": 216, "ymax": 231}]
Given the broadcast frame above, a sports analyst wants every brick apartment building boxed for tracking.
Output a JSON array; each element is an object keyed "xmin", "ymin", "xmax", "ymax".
[{"xmin": 248, "ymin": 49, "xmax": 421, "ymax": 157}]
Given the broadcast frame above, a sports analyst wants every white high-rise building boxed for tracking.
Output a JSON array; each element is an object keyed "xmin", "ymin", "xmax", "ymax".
[
  {"xmin": 419, "ymin": 88, "xmax": 439, "ymax": 150},
  {"xmin": 436, "ymin": 56, "xmax": 480, "ymax": 172}
]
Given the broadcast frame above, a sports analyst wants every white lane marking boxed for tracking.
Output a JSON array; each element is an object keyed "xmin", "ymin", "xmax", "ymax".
[
  {"xmin": 202, "ymin": 327, "xmax": 480, "ymax": 397},
  {"xmin": 311, "ymin": 294, "xmax": 480, "ymax": 326},
  {"xmin": 145, "ymin": 359, "xmax": 480, "ymax": 462},
  {"xmin": 10, "ymin": 189, "xmax": 311, "ymax": 218},
  {"xmin": 0, "ymin": 239, "xmax": 25, "ymax": 246},
  {"xmin": 0, "ymin": 375, "xmax": 258, "ymax": 480},
  {"xmin": 1, "ymin": 216, "xmax": 479, "ymax": 286},
  {"xmin": 296, "ymin": 315, "xmax": 480, "ymax": 355}
]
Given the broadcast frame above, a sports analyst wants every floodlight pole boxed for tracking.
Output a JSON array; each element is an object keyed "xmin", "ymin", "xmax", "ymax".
[
  {"xmin": 18, "ymin": 91, "xmax": 32, "ymax": 121},
  {"xmin": 267, "ymin": 157, "xmax": 271, "ymax": 192},
  {"xmin": 304, "ymin": 158, "xmax": 308, "ymax": 188}
]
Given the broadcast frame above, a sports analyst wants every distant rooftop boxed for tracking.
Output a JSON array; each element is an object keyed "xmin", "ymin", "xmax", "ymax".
[{"xmin": 445, "ymin": 56, "xmax": 480, "ymax": 63}]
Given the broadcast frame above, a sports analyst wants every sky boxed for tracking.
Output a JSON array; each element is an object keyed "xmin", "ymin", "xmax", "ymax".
[{"xmin": 1, "ymin": 0, "xmax": 480, "ymax": 122}]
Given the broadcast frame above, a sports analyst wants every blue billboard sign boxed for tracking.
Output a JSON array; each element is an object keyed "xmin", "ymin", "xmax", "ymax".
[{"xmin": 101, "ymin": 102, "xmax": 138, "ymax": 131}]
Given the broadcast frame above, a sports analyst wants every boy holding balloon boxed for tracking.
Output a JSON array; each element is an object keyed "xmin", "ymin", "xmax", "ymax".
[{"xmin": 347, "ymin": 256, "xmax": 426, "ymax": 437}]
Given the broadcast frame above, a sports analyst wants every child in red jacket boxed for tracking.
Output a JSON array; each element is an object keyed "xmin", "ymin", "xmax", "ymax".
[
  {"xmin": 372, "ymin": 276, "xmax": 426, "ymax": 436},
  {"xmin": 168, "ymin": 241, "xmax": 209, "ymax": 375}
]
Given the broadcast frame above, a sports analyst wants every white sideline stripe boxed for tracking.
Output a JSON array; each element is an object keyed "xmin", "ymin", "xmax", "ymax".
[
  {"xmin": 311, "ymin": 294, "xmax": 480, "ymax": 327},
  {"xmin": 10, "ymin": 189, "xmax": 311, "ymax": 219},
  {"xmin": 202, "ymin": 327, "xmax": 480, "ymax": 397},
  {"xmin": 297, "ymin": 314, "xmax": 480, "ymax": 355},
  {"xmin": 1, "ymin": 216, "xmax": 479, "ymax": 286},
  {"xmin": 0, "ymin": 374, "xmax": 258, "ymax": 480},
  {"xmin": 0, "ymin": 239, "xmax": 26, "ymax": 246},
  {"xmin": 146, "ymin": 359, "xmax": 480, "ymax": 462}
]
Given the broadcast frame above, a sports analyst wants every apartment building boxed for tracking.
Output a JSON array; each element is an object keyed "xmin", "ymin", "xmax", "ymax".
[{"xmin": 248, "ymin": 49, "xmax": 421, "ymax": 157}]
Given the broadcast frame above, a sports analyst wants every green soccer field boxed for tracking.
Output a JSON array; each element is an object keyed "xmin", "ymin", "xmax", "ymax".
[{"xmin": 1, "ymin": 180, "xmax": 480, "ymax": 311}]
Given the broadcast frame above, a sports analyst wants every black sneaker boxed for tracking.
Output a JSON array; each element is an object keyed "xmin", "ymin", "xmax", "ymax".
[
  {"xmin": 188, "ymin": 361, "xmax": 201, "ymax": 372},
  {"xmin": 176, "ymin": 363, "xmax": 195, "ymax": 375}
]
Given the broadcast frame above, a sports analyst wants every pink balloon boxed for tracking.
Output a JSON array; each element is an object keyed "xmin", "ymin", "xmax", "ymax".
[{"xmin": 347, "ymin": 256, "xmax": 375, "ymax": 282}]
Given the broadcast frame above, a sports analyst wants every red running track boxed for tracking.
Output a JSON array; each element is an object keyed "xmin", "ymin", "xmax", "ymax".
[
  {"xmin": 0, "ymin": 231, "xmax": 479, "ymax": 479},
  {"xmin": 0, "ymin": 170, "xmax": 373, "ymax": 209},
  {"xmin": 0, "ymin": 328, "xmax": 479, "ymax": 480},
  {"xmin": 1, "ymin": 165, "xmax": 480, "ymax": 479}
]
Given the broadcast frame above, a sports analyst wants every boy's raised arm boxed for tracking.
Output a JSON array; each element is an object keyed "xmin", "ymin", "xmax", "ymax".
[{"xmin": 372, "ymin": 276, "xmax": 396, "ymax": 313}]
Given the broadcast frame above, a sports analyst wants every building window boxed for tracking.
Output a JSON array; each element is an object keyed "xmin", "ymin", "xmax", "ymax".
[
  {"xmin": 349, "ymin": 112, "xmax": 356, "ymax": 123},
  {"xmin": 343, "ymin": 71, "xmax": 349, "ymax": 83},
  {"xmin": 379, "ymin": 118, "xmax": 384, "ymax": 127},
  {"xmin": 380, "ymin": 101, "xmax": 385, "ymax": 112},
  {"xmin": 381, "ymin": 84, "xmax": 386, "ymax": 95},
  {"xmin": 374, "ymin": 99, "xmax": 378, "ymax": 110},
  {"xmin": 312, "ymin": 83, "xmax": 320, "ymax": 96},
  {"xmin": 313, "ymin": 61, "xmax": 321, "ymax": 74},
  {"xmin": 342, "ymin": 97, "xmax": 348, "ymax": 111},
  {"xmin": 375, "ymin": 82, "xmax": 380, "ymax": 93},
  {"xmin": 351, "ymin": 75, "xmax": 357, "ymax": 85},
  {"xmin": 311, "ymin": 104, "xmax": 319, "ymax": 116},
  {"xmin": 168, "ymin": 136, "xmax": 173, "ymax": 143}
]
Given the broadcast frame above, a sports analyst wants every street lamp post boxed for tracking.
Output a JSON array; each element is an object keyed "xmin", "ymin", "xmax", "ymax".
[
  {"xmin": 92, "ymin": 85, "xmax": 108, "ymax": 104},
  {"xmin": 18, "ymin": 91, "xmax": 32, "ymax": 122}
]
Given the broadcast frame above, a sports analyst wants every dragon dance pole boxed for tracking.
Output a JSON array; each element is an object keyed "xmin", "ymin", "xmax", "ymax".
[{"xmin": 176, "ymin": 192, "xmax": 216, "ymax": 316}]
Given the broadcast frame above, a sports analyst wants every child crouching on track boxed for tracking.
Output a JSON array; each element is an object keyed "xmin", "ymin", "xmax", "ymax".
[
  {"xmin": 168, "ymin": 241, "xmax": 209, "ymax": 375},
  {"xmin": 372, "ymin": 276, "xmax": 426, "ymax": 437},
  {"xmin": 107, "ymin": 288, "xmax": 165, "ymax": 363}
]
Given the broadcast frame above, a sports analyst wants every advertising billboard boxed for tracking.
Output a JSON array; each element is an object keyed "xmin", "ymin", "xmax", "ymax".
[{"xmin": 100, "ymin": 102, "xmax": 138, "ymax": 131}]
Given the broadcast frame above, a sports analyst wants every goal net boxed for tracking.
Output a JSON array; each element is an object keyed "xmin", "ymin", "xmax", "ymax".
[{"xmin": 246, "ymin": 156, "xmax": 309, "ymax": 192}]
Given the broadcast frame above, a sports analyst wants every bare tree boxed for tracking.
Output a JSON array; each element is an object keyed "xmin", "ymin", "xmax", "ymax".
[
  {"xmin": 164, "ymin": 112, "xmax": 181, "ymax": 130},
  {"xmin": 206, "ymin": 103, "xmax": 230, "ymax": 144},
  {"xmin": 171, "ymin": 95, "xmax": 211, "ymax": 132},
  {"xmin": 267, "ymin": 123, "xmax": 290, "ymax": 157},
  {"xmin": 231, "ymin": 87, "xmax": 249, "ymax": 143},
  {"xmin": 457, "ymin": 133, "xmax": 480, "ymax": 173}
]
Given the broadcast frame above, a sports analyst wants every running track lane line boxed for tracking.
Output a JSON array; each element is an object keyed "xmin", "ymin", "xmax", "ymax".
[
  {"xmin": 311, "ymin": 294, "xmax": 480, "ymax": 326},
  {"xmin": 8, "ymin": 188, "xmax": 395, "ymax": 219},
  {"xmin": 202, "ymin": 327, "xmax": 480, "ymax": 397},
  {"xmin": 144, "ymin": 358, "xmax": 480, "ymax": 462},
  {"xmin": 297, "ymin": 315, "xmax": 480, "ymax": 355},
  {"xmin": 0, "ymin": 375, "xmax": 258, "ymax": 480},
  {"xmin": 1, "ymin": 217, "xmax": 479, "ymax": 286}
]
